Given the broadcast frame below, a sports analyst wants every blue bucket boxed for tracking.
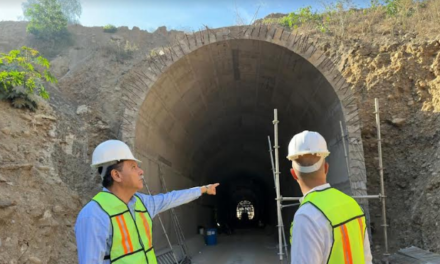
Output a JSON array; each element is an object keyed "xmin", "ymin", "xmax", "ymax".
[{"xmin": 205, "ymin": 228, "xmax": 217, "ymax": 246}]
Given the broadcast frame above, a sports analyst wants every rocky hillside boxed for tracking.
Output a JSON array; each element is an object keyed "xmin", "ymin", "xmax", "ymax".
[
  {"xmin": 341, "ymin": 37, "xmax": 440, "ymax": 257},
  {"xmin": 0, "ymin": 100, "xmax": 81, "ymax": 264}
]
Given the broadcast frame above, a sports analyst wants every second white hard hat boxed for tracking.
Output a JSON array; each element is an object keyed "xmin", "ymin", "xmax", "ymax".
[{"xmin": 286, "ymin": 130, "xmax": 330, "ymax": 161}]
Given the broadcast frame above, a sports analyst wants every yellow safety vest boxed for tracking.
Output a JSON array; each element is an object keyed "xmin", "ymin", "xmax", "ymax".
[
  {"xmin": 93, "ymin": 192, "xmax": 157, "ymax": 264},
  {"xmin": 290, "ymin": 187, "xmax": 367, "ymax": 264}
]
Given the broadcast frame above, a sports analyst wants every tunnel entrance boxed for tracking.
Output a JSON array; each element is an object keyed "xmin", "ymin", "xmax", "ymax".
[
  {"xmin": 119, "ymin": 25, "xmax": 367, "ymax": 256},
  {"xmin": 236, "ymin": 200, "xmax": 255, "ymax": 220},
  {"xmin": 217, "ymin": 173, "xmax": 269, "ymax": 231}
]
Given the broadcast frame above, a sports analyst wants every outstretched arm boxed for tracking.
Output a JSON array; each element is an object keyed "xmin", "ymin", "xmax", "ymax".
[{"xmin": 139, "ymin": 183, "xmax": 220, "ymax": 218}]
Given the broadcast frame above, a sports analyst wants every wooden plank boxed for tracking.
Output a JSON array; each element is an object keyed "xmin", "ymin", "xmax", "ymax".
[
  {"xmin": 389, "ymin": 254, "xmax": 425, "ymax": 264},
  {"xmin": 390, "ymin": 247, "xmax": 440, "ymax": 264}
]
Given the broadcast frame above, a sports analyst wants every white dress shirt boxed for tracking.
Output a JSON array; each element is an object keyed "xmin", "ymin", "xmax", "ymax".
[{"xmin": 290, "ymin": 183, "xmax": 373, "ymax": 264}]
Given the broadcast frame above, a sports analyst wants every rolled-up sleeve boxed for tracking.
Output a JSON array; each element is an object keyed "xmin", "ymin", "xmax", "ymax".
[{"xmin": 138, "ymin": 187, "xmax": 202, "ymax": 218}]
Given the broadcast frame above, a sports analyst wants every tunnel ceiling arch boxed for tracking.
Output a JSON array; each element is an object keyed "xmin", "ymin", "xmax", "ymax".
[{"xmin": 119, "ymin": 25, "xmax": 367, "ymax": 197}]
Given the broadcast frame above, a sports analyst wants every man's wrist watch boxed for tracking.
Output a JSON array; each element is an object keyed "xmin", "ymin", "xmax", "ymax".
[{"xmin": 203, "ymin": 185, "xmax": 210, "ymax": 194}]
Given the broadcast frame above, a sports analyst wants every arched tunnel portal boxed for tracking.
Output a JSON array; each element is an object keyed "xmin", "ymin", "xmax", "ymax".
[{"xmin": 118, "ymin": 26, "xmax": 368, "ymax": 253}]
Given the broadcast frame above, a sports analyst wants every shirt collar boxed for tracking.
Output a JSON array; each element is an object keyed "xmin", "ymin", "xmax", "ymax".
[
  {"xmin": 102, "ymin": 187, "xmax": 137, "ymax": 206},
  {"xmin": 300, "ymin": 183, "xmax": 331, "ymax": 202}
]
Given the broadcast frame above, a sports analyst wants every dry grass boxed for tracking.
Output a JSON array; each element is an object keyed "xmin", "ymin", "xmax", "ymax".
[
  {"xmin": 409, "ymin": 0, "xmax": 440, "ymax": 35},
  {"xmin": 261, "ymin": 0, "xmax": 440, "ymax": 42}
]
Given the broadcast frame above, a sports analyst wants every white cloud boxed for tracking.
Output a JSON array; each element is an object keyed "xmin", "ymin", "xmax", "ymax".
[{"xmin": 0, "ymin": 0, "xmax": 26, "ymax": 21}]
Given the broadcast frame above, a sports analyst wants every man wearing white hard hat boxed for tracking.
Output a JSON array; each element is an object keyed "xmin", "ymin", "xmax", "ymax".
[
  {"xmin": 75, "ymin": 140, "xmax": 219, "ymax": 264},
  {"xmin": 287, "ymin": 131, "xmax": 372, "ymax": 264}
]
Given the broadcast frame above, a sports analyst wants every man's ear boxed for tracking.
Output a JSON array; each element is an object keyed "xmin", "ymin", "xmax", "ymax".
[
  {"xmin": 111, "ymin": 169, "xmax": 122, "ymax": 183},
  {"xmin": 324, "ymin": 162, "xmax": 329, "ymax": 174},
  {"xmin": 290, "ymin": 168, "xmax": 299, "ymax": 181}
]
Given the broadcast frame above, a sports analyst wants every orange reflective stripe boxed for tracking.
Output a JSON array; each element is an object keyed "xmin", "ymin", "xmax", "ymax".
[
  {"xmin": 120, "ymin": 215, "xmax": 134, "ymax": 253},
  {"xmin": 115, "ymin": 216, "xmax": 129, "ymax": 254},
  {"xmin": 140, "ymin": 213, "xmax": 153, "ymax": 247},
  {"xmin": 340, "ymin": 224, "xmax": 353, "ymax": 264},
  {"xmin": 358, "ymin": 218, "xmax": 364, "ymax": 246}
]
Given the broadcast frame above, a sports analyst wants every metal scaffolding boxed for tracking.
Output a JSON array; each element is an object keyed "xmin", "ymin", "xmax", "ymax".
[
  {"xmin": 268, "ymin": 135, "xmax": 289, "ymax": 259},
  {"xmin": 375, "ymin": 98, "xmax": 390, "ymax": 263},
  {"xmin": 272, "ymin": 109, "xmax": 285, "ymax": 263}
]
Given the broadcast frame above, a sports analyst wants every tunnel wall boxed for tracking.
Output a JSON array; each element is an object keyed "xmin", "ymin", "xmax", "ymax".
[{"xmin": 117, "ymin": 25, "xmax": 368, "ymax": 252}]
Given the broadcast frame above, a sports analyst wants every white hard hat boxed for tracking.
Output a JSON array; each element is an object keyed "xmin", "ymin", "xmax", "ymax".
[
  {"xmin": 287, "ymin": 131, "xmax": 330, "ymax": 173},
  {"xmin": 91, "ymin": 140, "xmax": 141, "ymax": 168}
]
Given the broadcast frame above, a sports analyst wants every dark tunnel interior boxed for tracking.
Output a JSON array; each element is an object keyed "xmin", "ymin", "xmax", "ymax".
[{"xmin": 133, "ymin": 38, "xmax": 353, "ymax": 248}]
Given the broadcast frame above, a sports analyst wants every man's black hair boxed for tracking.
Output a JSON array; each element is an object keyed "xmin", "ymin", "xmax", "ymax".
[{"xmin": 98, "ymin": 161, "xmax": 124, "ymax": 188}]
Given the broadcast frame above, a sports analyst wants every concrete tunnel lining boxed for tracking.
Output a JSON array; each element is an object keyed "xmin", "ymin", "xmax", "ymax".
[{"xmin": 118, "ymin": 25, "xmax": 368, "ymax": 252}]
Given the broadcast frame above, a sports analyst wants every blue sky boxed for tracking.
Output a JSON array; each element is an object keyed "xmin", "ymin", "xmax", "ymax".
[{"xmin": 0, "ymin": 0, "xmax": 371, "ymax": 32}]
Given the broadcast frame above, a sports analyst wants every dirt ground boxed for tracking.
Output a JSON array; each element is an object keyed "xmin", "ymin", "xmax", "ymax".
[{"xmin": 191, "ymin": 229, "xmax": 281, "ymax": 264}]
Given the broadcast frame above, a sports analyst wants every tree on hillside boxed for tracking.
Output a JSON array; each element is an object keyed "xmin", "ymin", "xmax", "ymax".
[
  {"xmin": 0, "ymin": 47, "xmax": 57, "ymax": 110},
  {"xmin": 24, "ymin": 0, "xmax": 69, "ymax": 41},
  {"xmin": 23, "ymin": 0, "xmax": 82, "ymax": 24}
]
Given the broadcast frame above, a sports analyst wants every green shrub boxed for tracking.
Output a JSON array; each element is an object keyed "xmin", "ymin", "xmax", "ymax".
[
  {"xmin": 103, "ymin": 24, "xmax": 118, "ymax": 33},
  {"xmin": 23, "ymin": 0, "xmax": 82, "ymax": 24},
  {"xmin": 264, "ymin": 6, "xmax": 327, "ymax": 33},
  {"xmin": 384, "ymin": 0, "xmax": 415, "ymax": 17},
  {"xmin": 25, "ymin": 0, "xmax": 69, "ymax": 41},
  {"xmin": 384, "ymin": 0, "xmax": 401, "ymax": 16},
  {"xmin": 0, "ymin": 47, "xmax": 57, "ymax": 111},
  {"xmin": 108, "ymin": 40, "xmax": 139, "ymax": 62}
]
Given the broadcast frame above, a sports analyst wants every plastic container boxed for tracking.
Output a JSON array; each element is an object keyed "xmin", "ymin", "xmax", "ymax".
[{"xmin": 205, "ymin": 228, "xmax": 217, "ymax": 246}]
